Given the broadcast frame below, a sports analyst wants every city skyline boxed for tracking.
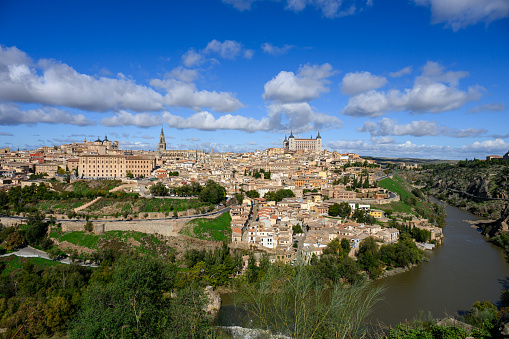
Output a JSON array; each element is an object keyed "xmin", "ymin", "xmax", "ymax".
[{"xmin": 0, "ymin": 0, "xmax": 508, "ymax": 159}]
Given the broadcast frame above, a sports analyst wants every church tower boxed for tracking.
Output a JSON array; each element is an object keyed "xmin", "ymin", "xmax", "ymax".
[{"xmin": 158, "ymin": 127, "xmax": 166, "ymax": 151}]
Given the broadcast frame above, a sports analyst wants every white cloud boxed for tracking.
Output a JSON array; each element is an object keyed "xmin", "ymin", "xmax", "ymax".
[
  {"xmin": 263, "ymin": 63, "xmax": 336, "ymax": 103},
  {"xmin": 343, "ymin": 61, "xmax": 482, "ymax": 117},
  {"xmin": 167, "ymin": 111, "xmax": 271, "ymax": 132},
  {"xmin": 0, "ymin": 103, "xmax": 95, "ymax": 126},
  {"xmin": 99, "ymin": 102, "xmax": 341, "ymax": 134},
  {"xmin": 223, "ymin": 0, "xmax": 369, "ymax": 18},
  {"xmin": 0, "ymin": 46, "xmax": 164, "ymax": 112},
  {"xmin": 181, "ymin": 49, "xmax": 204, "ymax": 68},
  {"xmin": 326, "ymin": 138, "xmax": 509, "ymax": 159},
  {"xmin": 463, "ymin": 138, "xmax": 509, "ymax": 151},
  {"xmin": 360, "ymin": 117, "xmax": 487, "ymax": 138},
  {"xmin": 261, "ymin": 43, "xmax": 294, "ymax": 55},
  {"xmin": 150, "ymin": 78, "xmax": 244, "ymax": 112},
  {"xmin": 165, "ymin": 67, "xmax": 199, "ymax": 82},
  {"xmin": 222, "ymin": 0, "xmax": 258, "ymax": 11},
  {"xmin": 341, "ymin": 71, "xmax": 387, "ymax": 95},
  {"xmin": 0, "ymin": 46, "xmax": 245, "ymax": 114},
  {"xmin": 267, "ymin": 102, "xmax": 343, "ymax": 133},
  {"xmin": 389, "ymin": 66, "xmax": 413, "ymax": 78},
  {"xmin": 370, "ymin": 136, "xmax": 396, "ymax": 144},
  {"xmin": 0, "ymin": 132, "xmax": 14, "ymax": 136},
  {"xmin": 205, "ymin": 40, "xmax": 244, "ymax": 59},
  {"xmin": 285, "ymin": 0, "xmax": 366, "ymax": 18},
  {"xmin": 100, "ymin": 111, "xmax": 172, "ymax": 128},
  {"xmin": 181, "ymin": 39, "xmax": 253, "ymax": 69},
  {"xmin": 414, "ymin": 0, "xmax": 509, "ymax": 31},
  {"xmin": 468, "ymin": 102, "xmax": 505, "ymax": 114},
  {"xmin": 244, "ymin": 49, "xmax": 255, "ymax": 59}
]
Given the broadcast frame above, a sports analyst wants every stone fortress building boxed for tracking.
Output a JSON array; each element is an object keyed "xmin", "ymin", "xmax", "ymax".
[{"xmin": 283, "ymin": 131, "xmax": 322, "ymax": 152}]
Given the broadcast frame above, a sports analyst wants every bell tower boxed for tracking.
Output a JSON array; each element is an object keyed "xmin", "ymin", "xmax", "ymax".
[{"xmin": 158, "ymin": 127, "xmax": 166, "ymax": 151}]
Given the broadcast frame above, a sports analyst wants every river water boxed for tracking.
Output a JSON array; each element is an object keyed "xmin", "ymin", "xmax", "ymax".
[
  {"xmin": 220, "ymin": 201, "xmax": 509, "ymax": 329},
  {"xmin": 370, "ymin": 201, "xmax": 509, "ymax": 326}
]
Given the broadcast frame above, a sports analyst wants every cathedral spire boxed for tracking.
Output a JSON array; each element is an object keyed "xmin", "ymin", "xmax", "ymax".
[{"xmin": 158, "ymin": 127, "xmax": 166, "ymax": 151}]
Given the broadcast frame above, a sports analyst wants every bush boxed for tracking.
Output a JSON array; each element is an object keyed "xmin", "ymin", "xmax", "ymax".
[
  {"xmin": 4, "ymin": 231, "xmax": 26, "ymax": 250},
  {"xmin": 39, "ymin": 237, "xmax": 54, "ymax": 250},
  {"xmin": 85, "ymin": 221, "xmax": 93, "ymax": 232}
]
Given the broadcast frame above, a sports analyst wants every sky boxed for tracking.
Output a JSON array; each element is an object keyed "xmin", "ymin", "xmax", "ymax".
[{"xmin": 0, "ymin": 0, "xmax": 508, "ymax": 159}]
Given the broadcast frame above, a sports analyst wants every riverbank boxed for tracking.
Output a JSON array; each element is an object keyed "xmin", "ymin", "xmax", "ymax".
[{"xmin": 369, "ymin": 201, "xmax": 509, "ymax": 326}]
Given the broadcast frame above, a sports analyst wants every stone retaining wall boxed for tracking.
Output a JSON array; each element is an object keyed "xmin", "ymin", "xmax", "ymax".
[{"xmin": 59, "ymin": 219, "xmax": 181, "ymax": 237}]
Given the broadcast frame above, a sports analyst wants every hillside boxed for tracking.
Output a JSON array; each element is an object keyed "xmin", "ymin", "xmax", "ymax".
[{"xmin": 402, "ymin": 159, "xmax": 509, "ymax": 219}]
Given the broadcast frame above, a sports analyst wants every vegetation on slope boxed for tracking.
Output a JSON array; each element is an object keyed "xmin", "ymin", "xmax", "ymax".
[{"xmin": 180, "ymin": 212, "xmax": 232, "ymax": 241}]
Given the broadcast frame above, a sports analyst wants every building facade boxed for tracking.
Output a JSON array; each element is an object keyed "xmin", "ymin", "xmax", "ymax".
[
  {"xmin": 78, "ymin": 154, "xmax": 156, "ymax": 178},
  {"xmin": 283, "ymin": 132, "xmax": 322, "ymax": 152}
]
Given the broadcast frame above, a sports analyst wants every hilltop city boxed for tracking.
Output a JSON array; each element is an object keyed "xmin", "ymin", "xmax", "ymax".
[{"xmin": 0, "ymin": 129, "xmax": 458, "ymax": 262}]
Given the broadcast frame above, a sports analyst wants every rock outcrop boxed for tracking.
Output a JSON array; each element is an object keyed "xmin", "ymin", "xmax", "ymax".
[{"xmin": 203, "ymin": 285, "xmax": 221, "ymax": 318}]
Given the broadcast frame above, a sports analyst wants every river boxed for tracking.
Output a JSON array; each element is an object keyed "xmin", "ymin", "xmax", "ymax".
[
  {"xmin": 219, "ymin": 201, "xmax": 509, "ymax": 329},
  {"xmin": 369, "ymin": 201, "xmax": 509, "ymax": 326}
]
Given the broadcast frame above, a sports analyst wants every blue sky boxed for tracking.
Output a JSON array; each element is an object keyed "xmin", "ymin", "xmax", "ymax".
[{"xmin": 0, "ymin": 0, "xmax": 508, "ymax": 159}]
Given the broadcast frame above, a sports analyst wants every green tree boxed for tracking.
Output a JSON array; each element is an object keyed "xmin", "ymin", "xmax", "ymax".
[
  {"xmin": 338, "ymin": 202, "xmax": 352, "ymax": 218},
  {"xmin": 149, "ymin": 182, "xmax": 169, "ymax": 196},
  {"xmin": 24, "ymin": 210, "xmax": 48, "ymax": 245},
  {"xmin": 246, "ymin": 190, "xmax": 260, "ymax": 198},
  {"xmin": 341, "ymin": 238, "xmax": 350, "ymax": 253},
  {"xmin": 292, "ymin": 224, "xmax": 303, "ymax": 234},
  {"xmin": 235, "ymin": 192, "xmax": 244, "ymax": 204},
  {"xmin": 126, "ymin": 170, "xmax": 134, "ymax": 179},
  {"xmin": 328, "ymin": 203, "xmax": 340, "ymax": 217},
  {"xmin": 70, "ymin": 253, "xmax": 209, "ymax": 339},
  {"xmin": 198, "ymin": 180, "xmax": 226, "ymax": 205},
  {"xmin": 358, "ymin": 237, "xmax": 382, "ymax": 279}
]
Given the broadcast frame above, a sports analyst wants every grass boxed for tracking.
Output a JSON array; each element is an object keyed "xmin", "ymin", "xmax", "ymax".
[
  {"xmin": 59, "ymin": 231, "xmax": 101, "ymax": 249},
  {"xmin": 49, "ymin": 229, "xmax": 173, "ymax": 257},
  {"xmin": 139, "ymin": 198, "xmax": 205, "ymax": 213},
  {"xmin": 181, "ymin": 212, "xmax": 232, "ymax": 241},
  {"xmin": 378, "ymin": 175, "xmax": 412, "ymax": 200},
  {"xmin": 1, "ymin": 256, "xmax": 61, "ymax": 276}
]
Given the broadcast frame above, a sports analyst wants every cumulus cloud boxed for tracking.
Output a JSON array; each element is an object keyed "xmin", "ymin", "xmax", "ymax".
[
  {"xmin": 0, "ymin": 46, "xmax": 164, "ymax": 112},
  {"xmin": 100, "ymin": 111, "xmax": 172, "ymax": 128},
  {"xmin": 263, "ymin": 63, "xmax": 336, "ymax": 103},
  {"xmin": 414, "ymin": 0, "xmax": 509, "ymax": 31},
  {"xmin": 0, "ymin": 104, "xmax": 95, "ymax": 126},
  {"xmin": 181, "ymin": 49, "xmax": 204, "ymax": 68},
  {"xmin": 165, "ymin": 67, "xmax": 199, "ymax": 82},
  {"xmin": 343, "ymin": 61, "xmax": 483, "ymax": 117},
  {"xmin": 360, "ymin": 117, "xmax": 487, "ymax": 138},
  {"xmin": 0, "ymin": 45, "xmax": 244, "ymax": 114},
  {"xmin": 167, "ymin": 111, "xmax": 271, "ymax": 132},
  {"xmin": 341, "ymin": 71, "xmax": 387, "ymax": 95},
  {"xmin": 150, "ymin": 78, "xmax": 244, "ymax": 112},
  {"xmin": 181, "ymin": 39, "xmax": 253, "ymax": 70},
  {"xmin": 389, "ymin": 66, "xmax": 412, "ymax": 78},
  {"xmin": 267, "ymin": 102, "xmax": 343, "ymax": 133},
  {"xmin": 100, "ymin": 102, "xmax": 341, "ymax": 134},
  {"xmin": 467, "ymin": 102, "xmax": 505, "ymax": 114},
  {"xmin": 205, "ymin": 40, "xmax": 244, "ymax": 59},
  {"xmin": 326, "ymin": 138, "xmax": 509, "ymax": 159},
  {"xmin": 261, "ymin": 43, "xmax": 294, "ymax": 55}
]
